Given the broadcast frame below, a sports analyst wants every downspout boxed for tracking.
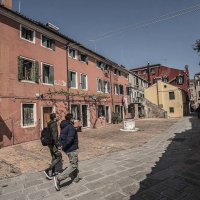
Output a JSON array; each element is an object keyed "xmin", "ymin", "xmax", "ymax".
[
  {"xmin": 66, "ymin": 42, "xmax": 70, "ymax": 112},
  {"xmin": 109, "ymin": 67, "xmax": 114, "ymax": 112}
]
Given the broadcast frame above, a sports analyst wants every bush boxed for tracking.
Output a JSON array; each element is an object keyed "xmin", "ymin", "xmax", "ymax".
[{"xmin": 111, "ymin": 112, "xmax": 120, "ymax": 124}]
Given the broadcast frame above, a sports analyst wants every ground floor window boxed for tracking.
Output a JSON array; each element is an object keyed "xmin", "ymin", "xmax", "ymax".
[
  {"xmin": 98, "ymin": 105, "xmax": 105, "ymax": 117},
  {"xmin": 169, "ymin": 107, "xmax": 174, "ymax": 113},
  {"xmin": 22, "ymin": 103, "xmax": 36, "ymax": 127},
  {"xmin": 71, "ymin": 104, "xmax": 80, "ymax": 120}
]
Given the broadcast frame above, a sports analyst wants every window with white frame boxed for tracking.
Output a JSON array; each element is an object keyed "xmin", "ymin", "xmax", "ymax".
[
  {"xmin": 176, "ymin": 75, "xmax": 184, "ymax": 84},
  {"xmin": 71, "ymin": 104, "xmax": 80, "ymax": 120},
  {"xmin": 80, "ymin": 74, "xmax": 87, "ymax": 90},
  {"xmin": 41, "ymin": 35, "xmax": 55, "ymax": 50},
  {"xmin": 68, "ymin": 71, "xmax": 77, "ymax": 88},
  {"xmin": 18, "ymin": 56, "xmax": 39, "ymax": 83},
  {"xmin": 96, "ymin": 60, "xmax": 102, "ymax": 68},
  {"xmin": 104, "ymin": 80, "xmax": 110, "ymax": 93},
  {"xmin": 20, "ymin": 25, "xmax": 35, "ymax": 43},
  {"xmin": 98, "ymin": 105, "xmax": 105, "ymax": 117},
  {"xmin": 42, "ymin": 63, "xmax": 54, "ymax": 84},
  {"xmin": 79, "ymin": 53, "xmax": 88, "ymax": 63},
  {"xmin": 68, "ymin": 48, "xmax": 77, "ymax": 59},
  {"xmin": 22, "ymin": 103, "xmax": 36, "ymax": 127},
  {"xmin": 97, "ymin": 78, "xmax": 103, "ymax": 92},
  {"xmin": 114, "ymin": 84, "xmax": 119, "ymax": 94}
]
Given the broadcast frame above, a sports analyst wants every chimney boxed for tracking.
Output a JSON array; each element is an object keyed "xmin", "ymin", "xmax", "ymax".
[{"xmin": 1, "ymin": 0, "xmax": 12, "ymax": 9}]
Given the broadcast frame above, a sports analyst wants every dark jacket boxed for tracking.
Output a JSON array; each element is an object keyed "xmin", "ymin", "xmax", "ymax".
[
  {"xmin": 60, "ymin": 120, "xmax": 78, "ymax": 153},
  {"xmin": 48, "ymin": 120, "xmax": 59, "ymax": 147}
]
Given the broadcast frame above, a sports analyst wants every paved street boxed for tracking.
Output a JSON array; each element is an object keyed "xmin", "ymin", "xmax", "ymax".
[{"xmin": 0, "ymin": 116, "xmax": 200, "ymax": 200}]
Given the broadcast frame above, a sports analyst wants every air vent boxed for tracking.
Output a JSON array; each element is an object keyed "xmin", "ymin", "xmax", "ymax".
[{"xmin": 46, "ymin": 22, "xmax": 59, "ymax": 31}]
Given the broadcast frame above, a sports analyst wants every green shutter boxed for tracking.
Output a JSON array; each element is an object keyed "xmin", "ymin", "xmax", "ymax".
[
  {"xmin": 77, "ymin": 104, "xmax": 80, "ymax": 120},
  {"xmin": 49, "ymin": 65, "xmax": 54, "ymax": 84},
  {"xmin": 34, "ymin": 61, "xmax": 39, "ymax": 83},
  {"xmin": 18, "ymin": 56, "xmax": 24, "ymax": 81}
]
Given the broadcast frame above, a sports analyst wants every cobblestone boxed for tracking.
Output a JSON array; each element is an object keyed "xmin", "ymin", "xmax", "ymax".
[{"xmin": 0, "ymin": 116, "xmax": 200, "ymax": 199}]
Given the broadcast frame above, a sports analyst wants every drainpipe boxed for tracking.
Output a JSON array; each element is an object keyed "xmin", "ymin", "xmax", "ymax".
[
  {"xmin": 66, "ymin": 42, "xmax": 70, "ymax": 112},
  {"xmin": 109, "ymin": 66, "xmax": 114, "ymax": 112}
]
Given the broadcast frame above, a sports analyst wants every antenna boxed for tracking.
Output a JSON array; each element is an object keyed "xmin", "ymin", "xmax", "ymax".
[{"xmin": 18, "ymin": 0, "xmax": 21, "ymax": 13}]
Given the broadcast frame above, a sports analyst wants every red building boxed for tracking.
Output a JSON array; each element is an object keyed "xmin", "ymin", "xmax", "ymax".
[
  {"xmin": 130, "ymin": 64, "xmax": 190, "ymax": 94},
  {"xmin": 0, "ymin": 1, "xmax": 131, "ymax": 146}
]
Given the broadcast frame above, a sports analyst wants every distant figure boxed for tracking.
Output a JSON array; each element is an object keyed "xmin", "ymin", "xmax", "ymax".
[
  {"xmin": 54, "ymin": 113, "xmax": 79, "ymax": 191},
  {"xmin": 196, "ymin": 105, "xmax": 200, "ymax": 119},
  {"xmin": 44, "ymin": 113, "xmax": 62, "ymax": 180}
]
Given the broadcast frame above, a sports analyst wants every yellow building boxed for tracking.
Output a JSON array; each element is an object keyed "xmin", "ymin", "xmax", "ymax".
[{"xmin": 144, "ymin": 80, "xmax": 187, "ymax": 118}]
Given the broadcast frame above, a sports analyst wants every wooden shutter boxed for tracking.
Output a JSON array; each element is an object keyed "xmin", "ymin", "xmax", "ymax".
[
  {"xmin": 18, "ymin": 56, "xmax": 24, "ymax": 81},
  {"xmin": 34, "ymin": 61, "xmax": 39, "ymax": 83},
  {"xmin": 49, "ymin": 65, "xmax": 54, "ymax": 84},
  {"xmin": 77, "ymin": 104, "xmax": 81, "ymax": 120}
]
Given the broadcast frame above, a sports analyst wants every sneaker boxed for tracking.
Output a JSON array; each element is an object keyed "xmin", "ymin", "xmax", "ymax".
[
  {"xmin": 54, "ymin": 176, "xmax": 60, "ymax": 191},
  {"xmin": 44, "ymin": 169, "xmax": 53, "ymax": 180}
]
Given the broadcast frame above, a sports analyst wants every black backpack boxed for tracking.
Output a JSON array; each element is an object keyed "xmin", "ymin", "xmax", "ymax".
[{"xmin": 40, "ymin": 122, "xmax": 54, "ymax": 146}]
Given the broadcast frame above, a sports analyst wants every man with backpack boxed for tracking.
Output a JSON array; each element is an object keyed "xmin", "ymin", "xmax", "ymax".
[
  {"xmin": 54, "ymin": 113, "xmax": 79, "ymax": 191},
  {"xmin": 43, "ymin": 113, "xmax": 62, "ymax": 180}
]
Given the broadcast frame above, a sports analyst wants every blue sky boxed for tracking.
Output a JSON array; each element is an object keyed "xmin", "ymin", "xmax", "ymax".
[{"xmin": 13, "ymin": 0, "xmax": 200, "ymax": 77}]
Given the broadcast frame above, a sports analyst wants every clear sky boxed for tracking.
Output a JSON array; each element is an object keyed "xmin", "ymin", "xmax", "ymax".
[{"xmin": 12, "ymin": 0, "xmax": 200, "ymax": 77}]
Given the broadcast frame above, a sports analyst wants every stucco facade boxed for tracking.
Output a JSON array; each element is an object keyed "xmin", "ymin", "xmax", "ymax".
[
  {"xmin": 0, "ymin": 4, "xmax": 130, "ymax": 147},
  {"xmin": 144, "ymin": 80, "xmax": 188, "ymax": 118}
]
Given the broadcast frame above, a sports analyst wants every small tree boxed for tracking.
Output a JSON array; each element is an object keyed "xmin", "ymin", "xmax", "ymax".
[{"xmin": 194, "ymin": 39, "xmax": 200, "ymax": 53}]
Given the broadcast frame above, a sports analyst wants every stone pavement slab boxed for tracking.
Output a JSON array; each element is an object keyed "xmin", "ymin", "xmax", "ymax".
[{"xmin": 1, "ymin": 116, "xmax": 200, "ymax": 200}]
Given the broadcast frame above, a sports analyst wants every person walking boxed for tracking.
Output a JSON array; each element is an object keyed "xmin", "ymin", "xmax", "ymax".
[
  {"xmin": 54, "ymin": 113, "xmax": 79, "ymax": 191},
  {"xmin": 44, "ymin": 113, "xmax": 62, "ymax": 180}
]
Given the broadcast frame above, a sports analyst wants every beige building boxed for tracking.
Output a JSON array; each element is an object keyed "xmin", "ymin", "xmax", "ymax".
[
  {"xmin": 194, "ymin": 73, "xmax": 200, "ymax": 108},
  {"xmin": 144, "ymin": 80, "xmax": 188, "ymax": 118}
]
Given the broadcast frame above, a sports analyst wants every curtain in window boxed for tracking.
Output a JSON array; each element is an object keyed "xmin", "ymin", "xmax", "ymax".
[
  {"xmin": 81, "ymin": 74, "xmax": 86, "ymax": 89},
  {"xmin": 71, "ymin": 104, "xmax": 80, "ymax": 120},
  {"xmin": 23, "ymin": 104, "xmax": 34, "ymax": 126},
  {"xmin": 49, "ymin": 65, "xmax": 54, "ymax": 84}
]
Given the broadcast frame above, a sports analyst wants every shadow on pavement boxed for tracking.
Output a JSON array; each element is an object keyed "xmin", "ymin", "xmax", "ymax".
[{"xmin": 130, "ymin": 115, "xmax": 200, "ymax": 200}]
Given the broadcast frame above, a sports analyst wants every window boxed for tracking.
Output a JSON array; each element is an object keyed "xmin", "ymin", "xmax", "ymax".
[
  {"xmin": 80, "ymin": 74, "xmax": 87, "ymax": 90},
  {"xmin": 115, "ymin": 105, "xmax": 120, "ymax": 113},
  {"xmin": 176, "ymin": 75, "xmax": 184, "ymax": 84},
  {"xmin": 22, "ymin": 103, "xmax": 36, "ymax": 127},
  {"xmin": 68, "ymin": 48, "xmax": 77, "ymax": 59},
  {"xmin": 98, "ymin": 105, "xmax": 105, "ymax": 117},
  {"xmin": 97, "ymin": 78, "xmax": 103, "ymax": 92},
  {"xmin": 79, "ymin": 53, "xmax": 88, "ymax": 63},
  {"xmin": 104, "ymin": 80, "xmax": 110, "ymax": 93},
  {"xmin": 169, "ymin": 92, "xmax": 175, "ymax": 100},
  {"xmin": 20, "ymin": 25, "xmax": 35, "ymax": 43},
  {"xmin": 18, "ymin": 57, "xmax": 39, "ymax": 83},
  {"xmin": 96, "ymin": 61, "xmax": 102, "ymax": 68},
  {"xmin": 162, "ymin": 76, "xmax": 168, "ymax": 83},
  {"xmin": 68, "ymin": 71, "xmax": 77, "ymax": 88},
  {"xmin": 71, "ymin": 104, "xmax": 80, "ymax": 120},
  {"xmin": 126, "ymin": 87, "xmax": 130, "ymax": 95},
  {"xmin": 114, "ymin": 84, "xmax": 119, "ymax": 94},
  {"xmin": 119, "ymin": 85, "xmax": 124, "ymax": 95},
  {"xmin": 196, "ymin": 80, "xmax": 200, "ymax": 86},
  {"xmin": 118, "ymin": 71, "xmax": 121, "ymax": 76},
  {"xmin": 114, "ymin": 69, "xmax": 118, "ymax": 75},
  {"xmin": 151, "ymin": 68, "xmax": 156, "ymax": 74},
  {"xmin": 169, "ymin": 107, "xmax": 174, "ymax": 113},
  {"xmin": 41, "ymin": 35, "xmax": 55, "ymax": 50},
  {"xmin": 199, "ymin": 91, "xmax": 200, "ymax": 98},
  {"xmin": 42, "ymin": 63, "xmax": 54, "ymax": 84}
]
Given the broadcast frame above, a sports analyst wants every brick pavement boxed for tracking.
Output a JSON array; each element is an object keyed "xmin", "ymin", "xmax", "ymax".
[{"xmin": 0, "ymin": 116, "xmax": 200, "ymax": 200}]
